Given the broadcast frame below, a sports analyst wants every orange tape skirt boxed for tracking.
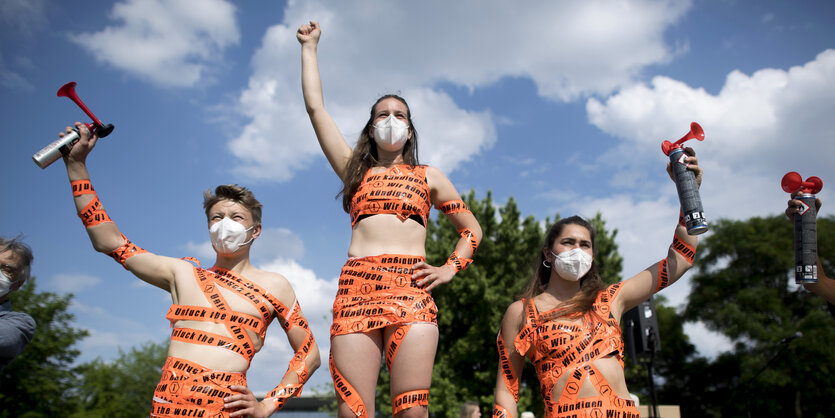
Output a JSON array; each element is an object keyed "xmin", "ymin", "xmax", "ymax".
[
  {"xmin": 548, "ymin": 395, "xmax": 639, "ymax": 418},
  {"xmin": 151, "ymin": 356, "xmax": 246, "ymax": 418},
  {"xmin": 331, "ymin": 254, "xmax": 437, "ymax": 336}
]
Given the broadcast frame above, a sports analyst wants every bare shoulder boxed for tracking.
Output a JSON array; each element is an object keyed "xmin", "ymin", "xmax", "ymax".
[
  {"xmin": 251, "ymin": 268, "xmax": 297, "ymax": 307},
  {"xmin": 502, "ymin": 299, "xmax": 526, "ymax": 328},
  {"xmin": 424, "ymin": 165, "xmax": 448, "ymax": 183}
]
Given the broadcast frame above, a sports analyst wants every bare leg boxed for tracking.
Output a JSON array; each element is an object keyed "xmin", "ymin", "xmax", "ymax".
[
  {"xmin": 385, "ymin": 323, "xmax": 438, "ymax": 418},
  {"xmin": 331, "ymin": 331, "xmax": 383, "ymax": 418}
]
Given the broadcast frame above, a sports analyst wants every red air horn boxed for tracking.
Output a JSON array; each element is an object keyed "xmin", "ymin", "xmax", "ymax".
[
  {"xmin": 782, "ymin": 171, "xmax": 823, "ymax": 284},
  {"xmin": 661, "ymin": 122, "xmax": 704, "ymax": 156},
  {"xmin": 32, "ymin": 82, "xmax": 115, "ymax": 169},
  {"xmin": 781, "ymin": 172, "xmax": 823, "ymax": 195}
]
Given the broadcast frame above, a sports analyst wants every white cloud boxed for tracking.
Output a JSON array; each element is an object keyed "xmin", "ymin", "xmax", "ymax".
[
  {"xmin": 50, "ymin": 273, "xmax": 102, "ymax": 294},
  {"xmin": 0, "ymin": 52, "xmax": 33, "ymax": 91},
  {"xmin": 0, "ymin": 0, "xmax": 46, "ymax": 35},
  {"xmin": 230, "ymin": 0, "xmax": 690, "ymax": 182},
  {"xmin": 69, "ymin": 0, "xmax": 239, "ymax": 87}
]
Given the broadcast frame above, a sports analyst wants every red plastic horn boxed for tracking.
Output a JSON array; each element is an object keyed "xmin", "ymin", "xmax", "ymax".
[
  {"xmin": 662, "ymin": 122, "xmax": 705, "ymax": 156},
  {"xmin": 57, "ymin": 82, "xmax": 113, "ymax": 137},
  {"xmin": 781, "ymin": 171, "xmax": 823, "ymax": 194}
]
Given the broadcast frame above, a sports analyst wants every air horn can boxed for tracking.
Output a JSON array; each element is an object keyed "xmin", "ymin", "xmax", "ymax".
[
  {"xmin": 32, "ymin": 82, "xmax": 114, "ymax": 169},
  {"xmin": 662, "ymin": 122, "xmax": 708, "ymax": 235},
  {"xmin": 782, "ymin": 172, "xmax": 823, "ymax": 284}
]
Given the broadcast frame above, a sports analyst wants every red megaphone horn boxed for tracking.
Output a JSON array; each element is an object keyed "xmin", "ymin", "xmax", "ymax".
[
  {"xmin": 662, "ymin": 122, "xmax": 704, "ymax": 156},
  {"xmin": 57, "ymin": 82, "xmax": 114, "ymax": 138},
  {"xmin": 781, "ymin": 172, "xmax": 823, "ymax": 194}
]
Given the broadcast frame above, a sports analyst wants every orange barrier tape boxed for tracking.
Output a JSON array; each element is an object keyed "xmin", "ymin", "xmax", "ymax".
[
  {"xmin": 438, "ymin": 200, "xmax": 470, "ymax": 215},
  {"xmin": 331, "ymin": 255, "xmax": 437, "ymax": 337},
  {"xmin": 265, "ymin": 301, "xmax": 314, "ymax": 410},
  {"xmin": 492, "ymin": 404, "xmax": 512, "ymax": 418},
  {"xmin": 445, "ymin": 251, "xmax": 472, "ymax": 273},
  {"xmin": 513, "ymin": 285, "xmax": 629, "ymax": 416},
  {"xmin": 151, "ymin": 356, "xmax": 246, "ymax": 418},
  {"xmin": 70, "ymin": 179, "xmax": 95, "ymax": 196},
  {"xmin": 107, "ymin": 234, "xmax": 147, "ymax": 269},
  {"xmin": 655, "ymin": 258, "xmax": 670, "ymax": 293},
  {"xmin": 496, "ymin": 333, "xmax": 519, "ymax": 401},
  {"xmin": 392, "ymin": 389, "xmax": 429, "ymax": 415},
  {"xmin": 385, "ymin": 324, "xmax": 411, "ymax": 371},
  {"xmin": 671, "ymin": 234, "xmax": 696, "ymax": 264},
  {"xmin": 78, "ymin": 195, "xmax": 113, "ymax": 227},
  {"xmin": 350, "ymin": 165, "xmax": 431, "ymax": 228},
  {"xmin": 330, "ymin": 352, "xmax": 368, "ymax": 418}
]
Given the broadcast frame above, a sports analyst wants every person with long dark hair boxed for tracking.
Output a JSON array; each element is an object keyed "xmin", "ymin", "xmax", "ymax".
[
  {"xmin": 298, "ymin": 21, "xmax": 482, "ymax": 418},
  {"xmin": 492, "ymin": 154, "xmax": 702, "ymax": 418}
]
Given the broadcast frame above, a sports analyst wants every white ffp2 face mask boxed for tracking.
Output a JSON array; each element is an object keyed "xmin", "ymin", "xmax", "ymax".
[
  {"xmin": 210, "ymin": 217, "xmax": 254, "ymax": 254},
  {"xmin": 373, "ymin": 114, "xmax": 409, "ymax": 151},
  {"xmin": 552, "ymin": 248, "xmax": 593, "ymax": 281},
  {"xmin": 0, "ymin": 269, "xmax": 19, "ymax": 299}
]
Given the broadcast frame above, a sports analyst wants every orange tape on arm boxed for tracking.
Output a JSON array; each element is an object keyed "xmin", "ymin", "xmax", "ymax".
[
  {"xmin": 497, "ymin": 333, "xmax": 520, "ymax": 402},
  {"xmin": 492, "ymin": 404, "xmax": 513, "ymax": 418},
  {"xmin": 266, "ymin": 302, "xmax": 316, "ymax": 411},
  {"xmin": 444, "ymin": 228, "xmax": 478, "ymax": 273},
  {"xmin": 655, "ymin": 258, "xmax": 670, "ymax": 293},
  {"xmin": 108, "ymin": 234, "xmax": 148, "ymax": 270},
  {"xmin": 78, "ymin": 195, "xmax": 113, "ymax": 227},
  {"xmin": 438, "ymin": 199, "xmax": 471, "ymax": 215},
  {"xmin": 671, "ymin": 233, "xmax": 696, "ymax": 265},
  {"xmin": 71, "ymin": 179, "xmax": 95, "ymax": 196}
]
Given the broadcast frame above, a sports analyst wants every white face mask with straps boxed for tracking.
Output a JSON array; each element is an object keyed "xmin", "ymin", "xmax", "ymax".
[
  {"xmin": 373, "ymin": 114, "xmax": 409, "ymax": 151},
  {"xmin": 209, "ymin": 217, "xmax": 254, "ymax": 254},
  {"xmin": 551, "ymin": 248, "xmax": 593, "ymax": 281},
  {"xmin": 0, "ymin": 269, "xmax": 22, "ymax": 299}
]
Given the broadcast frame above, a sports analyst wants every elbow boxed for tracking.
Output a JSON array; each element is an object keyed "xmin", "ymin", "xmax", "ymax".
[
  {"xmin": 92, "ymin": 235, "xmax": 125, "ymax": 254},
  {"xmin": 307, "ymin": 348, "xmax": 322, "ymax": 374}
]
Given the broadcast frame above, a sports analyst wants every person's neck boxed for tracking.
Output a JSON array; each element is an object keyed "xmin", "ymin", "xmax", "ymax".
[
  {"xmin": 213, "ymin": 250, "xmax": 254, "ymax": 274},
  {"xmin": 376, "ymin": 150, "xmax": 404, "ymax": 167},
  {"xmin": 543, "ymin": 273, "xmax": 582, "ymax": 302}
]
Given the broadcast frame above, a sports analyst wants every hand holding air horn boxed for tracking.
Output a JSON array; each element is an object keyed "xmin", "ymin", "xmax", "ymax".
[
  {"xmin": 782, "ymin": 172, "xmax": 823, "ymax": 283},
  {"xmin": 662, "ymin": 122, "xmax": 708, "ymax": 235},
  {"xmin": 32, "ymin": 82, "xmax": 115, "ymax": 169}
]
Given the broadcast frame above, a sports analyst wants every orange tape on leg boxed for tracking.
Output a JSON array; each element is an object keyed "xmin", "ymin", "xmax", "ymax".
[
  {"xmin": 655, "ymin": 258, "xmax": 670, "ymax": 293},
  {"xmin": 78, "ymin": 195, "xmax": 113, "ymax": 227},
  {"xmin": 492, "ymin": 404, "xmax": 513, "ymax": 418},
  {"xmin": 671, "ymin": 234, "xmax": 696, "ymax": 264},
  {"xmin": 385, "ymin": 324, "xmax": 411, "ymax": 371},
  {"xmin": 392, "ymin": 389, "xmax": 429, "ymax": 415},
  {"xmin": 496, "ymin": 333, "xmax": 519, "ymax": 401},
  {"xmin": 330, "ymin": 352, "xmax": 368, "ymax": 418},
  {"xmin": 108, "ymin": 234, "xmax": 147, "ymax": 269}
]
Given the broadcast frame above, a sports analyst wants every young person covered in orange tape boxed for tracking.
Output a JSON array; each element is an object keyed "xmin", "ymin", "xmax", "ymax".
[
  {"xmin": 298, "ymin": 21, "xmax": 482, "ymax": 418},
  {"xmin": 492, "ymin": 153, "xmax": 702, "ymax": 418},
  {"xmin": 57, "ymin": 123, "xmax": 321, "ymax": 418}
]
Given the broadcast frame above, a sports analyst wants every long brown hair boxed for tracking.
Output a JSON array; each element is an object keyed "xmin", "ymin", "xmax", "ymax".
[
  {"xmin": 522, "ymin": 216, "xmax": 606, "ymax": 318},
  {"xmin": 338, "ymin": 94, "xmax": 420, "ymax": 212}
]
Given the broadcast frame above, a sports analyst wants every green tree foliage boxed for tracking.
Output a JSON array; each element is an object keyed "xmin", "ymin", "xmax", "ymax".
[
  {"xmin": 71, "ymin": 341, "xmax": 168, "ymax": 417},
  {"xmin": 0, "ymin": 278, "xmax": 88, "ymax": 417},
  {"xmin": 370, "ymin": 191, "xmax": 623, "ymax": 417},
  {"xmin": 681, "ymin": 215, "xmax": 835, "ymax": 417}
]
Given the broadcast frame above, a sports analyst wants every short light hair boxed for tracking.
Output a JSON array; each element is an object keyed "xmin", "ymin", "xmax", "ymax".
[
  {"xmin": 0, "ymin": 236, "xmax": 34, "ymax": 283},
  {"xmin": 203, "ymin": 185, "xmax": 263, "ymax": 225},
  {"xmin": 460, "ymin": 401, "xmax": 480, "ymax": 418}
]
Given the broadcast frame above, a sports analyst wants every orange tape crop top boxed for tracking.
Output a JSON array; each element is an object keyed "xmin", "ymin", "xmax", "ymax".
[
  {"xmin": 350, "ymin": 164, "xmax": 431, "ymax": 228},
  {"xmin": 514, "ymin": 283, "xmax": 626, "ymax": 412}
]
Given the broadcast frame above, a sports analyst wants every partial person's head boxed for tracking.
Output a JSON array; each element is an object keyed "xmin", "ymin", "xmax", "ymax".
[
  {"xmin": 524, "ymin": 216, "xmax": 604, "ymax": 309},
  {"xmin": 360, "ymin": 94, "xmax": 419, "ymax": 162},
  {"xmin": 0, "ymin": 237, "xmax": 34, "ymax": 302},
  {"xmin": 203, "ymin": 185, "xmax": 263, "ymax": 254},
  {"xmin": 460, "ymin": 401, "xmax": 481, "ymax": 418}
]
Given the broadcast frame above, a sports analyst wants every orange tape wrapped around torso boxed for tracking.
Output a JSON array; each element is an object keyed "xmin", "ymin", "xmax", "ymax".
[
  {"xmin": 331, "ymin": 254, "xmax": 437, "ymax": 336},
  {"xmin": 514, "ymin": 283, "xmax": 639, "ymax": 418},
  {"xmin": 349, "ymin": 164, "xmax": 431, "ymax": 228}
]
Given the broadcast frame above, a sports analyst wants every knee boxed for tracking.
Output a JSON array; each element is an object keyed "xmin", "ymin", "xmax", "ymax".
[
  {"xmin": 392, "ymin": 389, "xmax": 429, "ymax": 418},
  {"xmin": 394, "ymin": 405, "xmax": 428, "ymax": 418}
]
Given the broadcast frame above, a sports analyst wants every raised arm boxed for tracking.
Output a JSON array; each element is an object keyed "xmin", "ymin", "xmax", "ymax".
[
  {"xmin": 493, "ymin": 301, "xmax": 526, "ymax": 418},
  {"xmin": 615, "ymin": 150, "xmax": 701, "ymax": 314},
  {"xmin": 412, "ymin": 166, "xmax": 483, "ymax": 291},
  {"xmin": 61, "ymin": 123, "xmax": 185, "ymax": 291},
  {"xmin": 786, "ymin": 197, "xmax": 835, "ymax": 304},
  {"xmin": 297, "ymin": 21, "xmax": 352, "ymax": 179}
]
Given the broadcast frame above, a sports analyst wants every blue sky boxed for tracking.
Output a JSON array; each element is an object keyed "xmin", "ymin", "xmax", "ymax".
[{"xmin": 2, "ymin": 0, "xmax": 834, "ymax": 394}]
